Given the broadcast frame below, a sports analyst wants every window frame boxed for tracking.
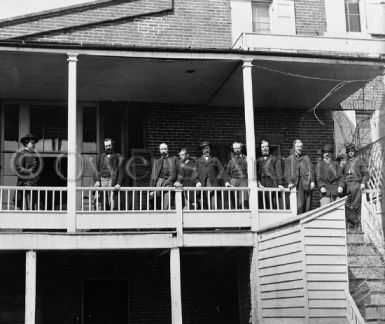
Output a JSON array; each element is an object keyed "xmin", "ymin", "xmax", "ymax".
[{"xmin": 251, "ymin": 0, "xmax": 272, "ymax": 34}]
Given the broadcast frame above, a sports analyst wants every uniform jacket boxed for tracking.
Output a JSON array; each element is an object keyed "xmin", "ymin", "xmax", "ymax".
[
  {"xmin": 284, "ymin": 153, "xmax": 315, "ymax": 191},
  {"xmin": 15, "ymin": 148, "xmax": 40, "ymax": 186},
  {"xmin": 150, "ymin": 156, "xmax": 180, "ymax": 187},
  {"xmin": 226, "ymin": 155, "xmax": 248, "ymax": 180},
  {"xmin": 256, "ymin": 155, "xmax": 283, "ymax": 187},
  {"xmin": 93, "ymin": 153, "xmax": 125, "ymax": 186},
  {"xmin": 342, "ymin": 157, "xmax": 369, "ymax": 185},
  {"xmin": 177, "ymin": 158, "xmax": 196, "ymax": 187},
  {"xmin": 193, "ymin": 156, "xmax": 228, "ymax": 187},
  {"xmin": 315, "ymin": 160, "xmax": 343, "ymax": 196}
]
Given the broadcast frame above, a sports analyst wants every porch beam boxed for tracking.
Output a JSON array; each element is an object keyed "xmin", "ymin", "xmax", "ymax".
[
  {"xmin": 170, "ymin": 248, "xmax": 183, "ymax": 324},
  {"xmin": 25, "ymin": 250, "xmax": 36, "ymax": 324},
  {"xmin": 67, "ymin": 53, "xmax": 78, "ymax": 232},
  {"xmin": 0, "ymin": 45, "xmax": 382, "ymax": 67}
]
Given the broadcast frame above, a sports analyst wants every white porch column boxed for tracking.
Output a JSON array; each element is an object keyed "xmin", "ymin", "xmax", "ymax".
[
  {"xmin": 242, "ymin": 59, "xmax": 257, "ymax": 186},
  {"xmin": 67, "ymin": 53, "xmax": 78, "ymax": 232},
  {"xmin": 25, "ymin": 250, "xmax": 36, "ymax": 324},
  {"xmin": 170, "ymin": 248, "xmax": 183, "ymax": 324},
  {"xmin": 242, "ymin": 59, "xmax": 259, "ymax": 231}
]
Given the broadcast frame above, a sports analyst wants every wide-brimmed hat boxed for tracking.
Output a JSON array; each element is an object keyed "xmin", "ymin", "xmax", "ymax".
[
  {"xmin": 322, "ymin": 144, "xmax": 333, "ymax": 153},
  {"xmin": 199, "ymin": 140, "xmax": 210, "ymax": 148},
  {"xmin": 336, "ymin": 154, "xmax": 347, "ymax": 162},
  {"xmin": 20, "ymin": 133, "xmax": 39, "ymax": 146},
  {"xmin": 345, "ymin": 143, "xmax": 356, "ymax": 152}
]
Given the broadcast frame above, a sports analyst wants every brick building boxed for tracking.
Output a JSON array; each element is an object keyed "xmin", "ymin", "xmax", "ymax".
[{"xmin": 0, "ymin": 0, "xmax": 384, "ymax": 323}]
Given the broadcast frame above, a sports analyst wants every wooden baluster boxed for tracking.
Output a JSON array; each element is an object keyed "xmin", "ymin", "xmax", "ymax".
[
  {"xmin": 22, "ymin": 189, "xmax": 26, "ymax": 211},
  {"xmin": 36, "ymin": 190, "xmax": 40, "ymax": 211},
  {"xmin": 8, "ymin": 189, "xmax": 11, "ymax": 211},
  {"xmin": 221, "ymin": 190, "xmax": 224, "ymax": 209}
]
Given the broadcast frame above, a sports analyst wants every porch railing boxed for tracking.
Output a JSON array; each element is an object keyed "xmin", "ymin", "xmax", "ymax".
[
  {"xmin": 0, "ymin": 185, "xmax": 294, "ymax": 231},
  {"xmin": 0, "ymin": 186, "xmax": 67, "ymax": 211}
]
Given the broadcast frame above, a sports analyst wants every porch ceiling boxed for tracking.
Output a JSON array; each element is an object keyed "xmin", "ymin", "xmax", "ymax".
[{"xmin": 0, "ymin": 51, "xmax": 381, "ymax": 109}]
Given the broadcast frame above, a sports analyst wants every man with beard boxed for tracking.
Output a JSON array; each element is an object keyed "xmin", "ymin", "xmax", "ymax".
[
  {"xmin": 194, "ymin": 141, "xmax": 228, "ymax": 209},
  {"xmin": 93, "ymin": 138, "xmax": 125, "ymax": 210},
  {"xmin": 177, "ymin": 148, "xmax": 197, "ymax": 209},
  {"xmin": 257, "ymin": 140, "xmax": 284, "ymax": 209},
  {"xmin": 225, "ymin": 142, "xmax": 248, "ymax": 208},
  {"xmin": 341, "ymin": 143, "xmax": 368, "ymax": 228},
  {"xmin": 315, "ymin": 144, "xmax": 344, "ymax": 207},
  {"xmin": 14, "ymin": 133, "xmax": 42, "ymax": 210},
  {"xmin": 284, "ymin": 139, "xmax": 315, "ymax": 214},
  {"xmin": 150, "ymin": 143, "xmax": 179, "ymax": 210}
]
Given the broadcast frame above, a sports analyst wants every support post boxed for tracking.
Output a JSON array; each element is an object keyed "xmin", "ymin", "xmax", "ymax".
[
  {"xmin": 175, "ymin": 188, "xmax": 184, "ymax": 246},
  {"xmin": 25, "ymin": 250, "xmax": 36, "ymax": 324},
  {"xmin": 242, "ymin": 59, "xmax": 259, "ymax": 231},
  {"xmin": 67, "ymin": 53, "xmax": 78, "ymax": 232},
  {"xmin": 290, "ymin": 188, "xmax": 297, "ymax": 216},
  {"xmin": 170, "ymin": 248, "xmax": 183, "ymax": 324}
]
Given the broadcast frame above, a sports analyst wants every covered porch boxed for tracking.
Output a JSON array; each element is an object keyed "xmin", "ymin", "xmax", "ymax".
[{"xmin": 0, "ymin": 44, "xmax": 382, "ymax": 324}]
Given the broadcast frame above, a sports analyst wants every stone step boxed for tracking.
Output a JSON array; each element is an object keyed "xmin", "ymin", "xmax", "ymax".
[
  {"xmin": 369, "ymin": 293, "xmax": 385, "ymax": 305},
  {"xmin": 347, "ymin": 232, "xmax": 366, "ymax": 244},
  {"xmin": 349, "ymin": 255, "xmax": 385, "ymax": 266},
  {"xmin": 349, "ymin": 266, "xmax": 385, "ymax": 280},
  {"xmin": 348, "ymin": 243, "xmax": 381, "ymax": 256},
  {"xmin": 364, "ymin": 305, "xmax": 385, "ymax": 320}
]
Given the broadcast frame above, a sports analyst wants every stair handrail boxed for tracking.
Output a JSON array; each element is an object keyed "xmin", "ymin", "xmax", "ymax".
[
  {"xmin": 345, "ymin": 289, "xmax": 366, "ymax": 324},
  {"xmin": 361, "ymin": 193, "xmax": 385, "ymax": 255}
]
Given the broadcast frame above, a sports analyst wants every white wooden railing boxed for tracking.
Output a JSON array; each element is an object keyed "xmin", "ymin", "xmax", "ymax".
[
  {"xmin": 361, "ymin": 189, "xmax": 384, "ymax": 254},
  {"xmin": 232, "ymin": 32, "xmax": 385, "ymax": 57},
  {"xmin": 0, "ymin": 186, "xmax": 67, "ymax": 211},
  {"xmin": 0, "ymin": 185, "xmax": 295, "ymax": 231},
  {"xmin": 345, "ymin": 289, "xmax": 366, "ymax": 324}
]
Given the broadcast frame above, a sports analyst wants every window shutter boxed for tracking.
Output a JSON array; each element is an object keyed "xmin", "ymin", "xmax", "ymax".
[
  {"xmin": 271, "ymin": 0, "xmax": 296, "ymax": 35},
  {"xmin": 366, "ymin": 1, "xmax": 385, "ymax": 35},
  {"xmin": 324, "ymin": 0, "xmax": 346, "ymax": 35}
]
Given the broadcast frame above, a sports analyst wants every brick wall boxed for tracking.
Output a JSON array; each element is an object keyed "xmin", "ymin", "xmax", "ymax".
[
  {"xmin": 294, "ymin": 0, "xmax": 327, "ymax": 36},
  {"xmin": 0, "ymin": 0, "xmax": 232, "ymax": 49},
  {"xmin": 145, "ymin": 104, "xmax": 335, "ymax": 164}
]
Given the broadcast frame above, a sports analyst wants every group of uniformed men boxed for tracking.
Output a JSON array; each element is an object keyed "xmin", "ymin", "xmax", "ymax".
[{"xmin": 93, "ymin": 137, "xmax": 368, "ymax": 227}]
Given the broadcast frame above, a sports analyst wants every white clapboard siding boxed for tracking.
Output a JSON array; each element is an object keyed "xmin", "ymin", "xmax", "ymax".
[
  {"xmin": 257, "ymin": 222, "xmax": 306, "ymax": 321},
  {"xmin": 256, "ymin": 199, "xmax": 351, "ymax": 322},
  {"xmin": 301, "ymin": 201, "xmax": 348, "ymax": 322}
]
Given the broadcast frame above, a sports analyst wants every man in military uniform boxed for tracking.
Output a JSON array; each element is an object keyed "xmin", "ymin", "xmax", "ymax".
[
  {"xmin": 150, "ymin": 143, "xmax": 180, "ymax": 210},
  {"xmin": 342, "ymin": 143, "xmax": 368, "ymax": 227},
  {"xmin": 194, "ymin": 141, "xmax": 228, "ymax": 209},
  {"xmin": 315, "ymin": 144, "xmax": 343, "ymax": 207},
  {"xmin": 14, "ymin": 133, "xmax": 42, "ymax": 210},
  {"xmin": 177, "ymin": 148, "xmax": 196, "ymax": 209},
  {"xmin": 257, "ymin": 140, "xmax": 284, "ymax": 209},
  {"xmin": 225, "ymin": 142, "xmax": 248, "ymax": 208},
  {"xmin": 93, "ymin": 138, "xmax": 125, "ymax": 210},
  {"xmin": 284, "ymin": 139, "xmax": 315, "ymax": 214}
]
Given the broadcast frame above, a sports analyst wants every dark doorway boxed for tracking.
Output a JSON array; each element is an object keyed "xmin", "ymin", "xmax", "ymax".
[
  {"xmin": 83, "ymin": 280, "xmax": 129, "ymax": 324},
  {"xmin": 38, "ymin": 157, "xmax": 67, "ymax": 210}
]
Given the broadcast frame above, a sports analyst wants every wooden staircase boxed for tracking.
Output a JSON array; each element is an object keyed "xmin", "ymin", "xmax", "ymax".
[{"xmin": 348, "ymin": 230, "xmax": 385, "ymax": 323}]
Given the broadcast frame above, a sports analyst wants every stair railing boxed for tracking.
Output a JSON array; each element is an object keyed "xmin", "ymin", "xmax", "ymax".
[{"xmin": 345, "ymin": 289, "xmax": 366, "ymax": 324}]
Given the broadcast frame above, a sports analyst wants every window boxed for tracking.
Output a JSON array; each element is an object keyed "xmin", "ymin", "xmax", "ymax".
[
  {"xmin": 3, "ymin": 104, "xmax": 19, "ymax": 151},
  {"xmin": 345, "ymin": 0, "xmax": 361, "ymax": 32},
  {"xmin": 30, "ymin": 106, "xmax": 68, "ymax": 152},
  {"xmin": 252, "ymin": 1, "xmax": 270, "ymax": 33},
  {"xmin": 83, "ymin": 106, "xmax": 97, "ymax": 152},
  {"xmin": 356, "ymin": 112, "xmax": 371, "ymax": 147}
]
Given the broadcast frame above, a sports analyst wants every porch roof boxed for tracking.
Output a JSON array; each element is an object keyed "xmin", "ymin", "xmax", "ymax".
[{"xmin": 0, "ymin": 43, "xmax": 382, "ymax": 109}]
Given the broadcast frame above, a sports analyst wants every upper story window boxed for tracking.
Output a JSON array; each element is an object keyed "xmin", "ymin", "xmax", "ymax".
[
  {"xmin": 252, "ymin": 1, "xmax": 271, "ymax": 33},
  {"xmin": 345, "ymin": 0, "xmax": 361, "ymax": 32}
]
